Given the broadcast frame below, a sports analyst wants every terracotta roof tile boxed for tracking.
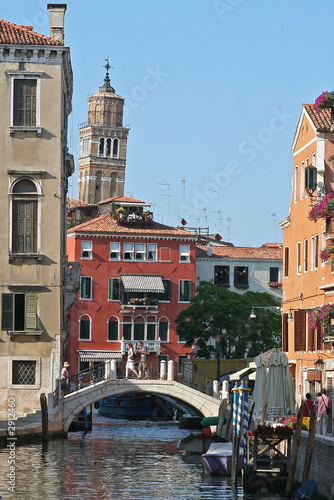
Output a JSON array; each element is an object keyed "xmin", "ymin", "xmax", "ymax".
[
  {"xmin": 0, "ymin": 19, "xmax": 62, "ymax": 46},
  {"xmin": 67, "ymin": 214, "xmax": 196, "ymax": 238},
  {"xmin": 98, "ymin": 195, "xmax": 146, "ymax": 205},
  {"xmin": 196, "ymin": 242, "xmax": 283, "ymax": 260},
  {"xmin": 67, "ymin": 198, "xmax": 91, "ymax": 209},
  {"xmin": 304, "ymin": 104, "xmax": 332, "ymax": 131}
]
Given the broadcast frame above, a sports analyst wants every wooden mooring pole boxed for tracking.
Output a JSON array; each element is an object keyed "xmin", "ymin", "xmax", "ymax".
[
  {"xmin": 301, "ymin": 405, "xmax": 316, "ymax": 484},
  {"xmin": 285, "ymin": 404, "xmax": 304, "ymax": 497},
  {"xmin": 40, "ymin": 393, "xmax": 48, "ymax": 443}
]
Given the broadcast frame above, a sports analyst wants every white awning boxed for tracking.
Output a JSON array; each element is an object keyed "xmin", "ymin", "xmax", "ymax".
[
  {"xmin": 121, "ymin": 274, "xmax": 165, "ymax": 293},
  {"xmin": 78, "ymin": 351, "xmax": 123, "ymax": 361},
  {"xmin": 229, "ymin": 362, "xmax": 256, "ymax": 381}
]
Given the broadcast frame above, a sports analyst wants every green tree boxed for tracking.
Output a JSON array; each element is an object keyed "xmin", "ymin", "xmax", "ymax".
[{"xmin": 175, "ymin": 281, "xmax": 281, "ymax": 359}]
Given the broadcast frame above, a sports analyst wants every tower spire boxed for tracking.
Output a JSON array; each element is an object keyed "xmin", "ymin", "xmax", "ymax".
[{"xmin": 99, "ymin": 57, "xmax": 115, "ymax": 93}]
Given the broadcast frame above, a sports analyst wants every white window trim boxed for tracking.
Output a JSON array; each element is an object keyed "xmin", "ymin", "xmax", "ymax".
[
  {"xmin": 135, "ymin": 243, "xmax": 146, "ymax": 260},
  {"xmin": 179, "ymin": 279, "xmax": 192, "ymax": 302},
  {"xmin": 8, "ymin": 71, "xmax": 43, "ymax": 135},
  {"xmin": 310, "ymin": 236, "xmax": 314, "ymax": 271},
  {"xmin": 80, "ymin": 276, "xmax": 93, "ymax": 301},
  {"xmin": 109, "ymin": 242, "xmax": 120, "ymax": 261},
  {"xmin": 158, "ymin": 316, "xmax": 169, "ymax": 342},
  {"xmin": 81, "ymin": 240, "xmax": 93, "ymax": 260},
  {"xmin": 304, "ymin": 238, "xmax": 308, "ymax": 273},
  {"xmin": 147, "ymin": 243, "xmax": 157, "ymax": 261},
  {"xmin": 8, "ymin": 356, "xmax": 40, "ymax": 389},
  {"xmin": 123, "ymin": 242, "xmax": 134, "ymax": 260},
  {"xmin": 179, "ymin": 244, "xmax": 190, "ymax": 263},
  {"xmin": 107, "ymin": 316, "xmax": 119, "ymax": 342},
  {"xmin": 78, "ymin": 314, "xmax": 92, "ymax": 341},
  {"xmin": 108, "ymin": 278, "xmax": 120, "ymax": 302},
  {"xmin": 296, "ymin": 241, "xmax": 301, "ymax": 274}
]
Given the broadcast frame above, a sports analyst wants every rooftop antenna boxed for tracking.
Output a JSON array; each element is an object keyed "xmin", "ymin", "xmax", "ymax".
[
  {"xmin": 178, "ymin": 179, "xmax": 186, "ymax": 219},
  {"xmin": 222, "ymin": 217, "xmax": 231, "ymax": 242},
  {"xmin": 214, "ymin": 190, "xmax": 219, "ymax": 233},
  {"xmin": 272, "ymin": 213, "xmax": 278, "ymax": 243},
  {"xmin": 158, "ymin": 183, "xmax": 171, "ymax": 225},
  {"xmin": 200, "ymin": 208, "xmax": 208, "ymax": 227}
]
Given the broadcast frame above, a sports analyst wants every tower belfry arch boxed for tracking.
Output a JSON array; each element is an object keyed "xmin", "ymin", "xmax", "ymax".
[{"xmin": 77, "ymin": 60, "xmax": 129, "ymax": 203}]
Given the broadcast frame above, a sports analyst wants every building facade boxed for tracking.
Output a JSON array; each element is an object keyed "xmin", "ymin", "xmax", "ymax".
[
  {"xmin": 196, "ymin": 242, "xmax": 283, "ymax": 300},
  {"xmin": 0, "ymin": 5, "xmax": 74, "ymax": 417},
  {"xmin": 281, "ymin": 102, "xmax": 334, "ymax": 420},
  {"xmin": 66, "ymin": 197, "xmax": 196, "ymax": 374},
  {"xmin": 77, "ymin": 65, "xmax": 129, "ymax": 204}
]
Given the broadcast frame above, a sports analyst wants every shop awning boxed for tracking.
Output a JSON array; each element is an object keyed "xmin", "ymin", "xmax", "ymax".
[
  {"xmin": 78, "ymin": 351, "xmax": 123, "ymax": 361},
  {"xmin": 121, "ymin": 274, "xmax": 165, "ymax": 293}
]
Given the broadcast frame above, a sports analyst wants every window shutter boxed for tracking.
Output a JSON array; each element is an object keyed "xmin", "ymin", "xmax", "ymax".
[
  {"xmin": 25, "ymin": 293, "xmax": 37, "ymax": 330},
  {"xmin": 294, "ymin": 309, "xmax": 306, "ymax": 351},
  {"xmin": 2, "ymin": 293, "xmax": 13, "ymax": 330},
  {"xmin": 282, "ymin": 313, "xmax": 288, "ymax": 351}
]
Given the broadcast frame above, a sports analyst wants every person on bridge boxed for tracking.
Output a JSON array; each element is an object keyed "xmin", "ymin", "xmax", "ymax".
[
  {"xmin": 137, "ymin": 341, "xmax": 148, "ymax": 379},
  {"xmin": 125, "ymin": 343, "xmax": 139, "ymax": 379},
  {"xmin": 61, "ymin": 361, "xmax": 70, "ymax": 395}
]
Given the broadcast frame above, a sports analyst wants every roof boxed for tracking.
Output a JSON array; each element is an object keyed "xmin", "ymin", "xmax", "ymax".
[
  {"xmin": 196, "ymin": 242, "xmax": 283, "ymax": 260},
  {"xmin": 98, "ymin": 195, "xmax": 147, "ymax": 206},
  {"xmin": 304, "ymin": 104, "xmax": 332, "ymax": 131},
  {"xmin": 67, "ymin": 213, "xmax": 196, "ymax": 239},
  {"xmin": 0, "ymin": 19, "xmax": 62, "ymax": 46},
  {"xmin": 67, "ymin": 198, "xmax": 91, "ymax": 209}
]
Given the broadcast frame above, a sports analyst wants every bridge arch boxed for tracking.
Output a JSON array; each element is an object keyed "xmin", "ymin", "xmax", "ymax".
[{"xmin": 62, "ymin": 380, "xmax": 221, "ymax": 432}]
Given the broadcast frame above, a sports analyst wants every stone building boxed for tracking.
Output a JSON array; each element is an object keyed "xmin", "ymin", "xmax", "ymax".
[
  {"xmin": 77, "ymin": 62, "xmax": 129, "ymax": 204},
  {"xmin": 0, "ymin": 4, "xmax": 74, "ymax": 417}
]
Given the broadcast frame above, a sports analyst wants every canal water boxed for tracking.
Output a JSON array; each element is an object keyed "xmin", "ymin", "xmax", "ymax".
[{"xmin": 0, "ymin": 415, "xmax": 287, "ymax": 499}]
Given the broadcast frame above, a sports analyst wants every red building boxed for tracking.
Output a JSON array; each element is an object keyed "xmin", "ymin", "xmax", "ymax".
[{"xmin": 66, "ymin": 196, "xmax": 196, "ymax": 375}]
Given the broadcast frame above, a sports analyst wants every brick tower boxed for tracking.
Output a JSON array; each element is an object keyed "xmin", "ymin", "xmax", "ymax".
[{"xmin": 77, "ymin": 61, "xmax": 129, "ymax": 203}]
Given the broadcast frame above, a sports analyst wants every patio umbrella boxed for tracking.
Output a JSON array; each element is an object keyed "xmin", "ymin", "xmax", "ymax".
[
  {"xmin": 252, "ymin": 352, "xmax": 268, "ymax": 416},
  {"xmin": 263, "ymin": 350, "xmax": 295, "ymax": 418}
]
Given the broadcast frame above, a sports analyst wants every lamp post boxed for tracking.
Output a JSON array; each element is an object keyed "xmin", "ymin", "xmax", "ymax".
[
  {"xmin": 249, "ymin": 306, "xmax": 281, "ymax": 319},
  {"xmin": 215, "ymin": 331, "xmax": 222, "ymax": 380}
]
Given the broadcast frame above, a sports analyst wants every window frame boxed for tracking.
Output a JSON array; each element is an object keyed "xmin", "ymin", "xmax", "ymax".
[
  {"xmin": 179, "ymin": 244, "xmax": 190, "ymax": 262},
  {"xmin": 80, "ymin": 276, "xmax": 92, "ymax": 300},
  {"xmin": 109, "ymin": 242, "xmax": 120, "ymax": 260},
  {"xmin": 2, "ymin": 292, "xmax": 38, "ymax": 333},
  {"xmin": 147, "ymin": 243, "xmax": 157, "ymax": 261},
  {"xmin": 8, "ymin": 357, "xmax": 40, "ymax": 389},
  {"xmin": 107, "ymin": 316, "xmax": 119, "ymax": 341},
  {"xmin": 234, "ymin": 266, "xmax": 249, "ymax": 287},
  {"xmin": 8, "ymin": 72, "xmax": 43, "ymax": 136},
  {"xmin": 179, "ymin": 280, "xmax": 192, "ymax": 302},
  {"xmin": 214, "ymin": 265, "xmax": 230, "ymax": 286},
  {"xmin": 135, "ymin": 243, "xmax": 146, "ymax": 261},
  {"xmin": 158, "ymin": 317, "xmax": 169, "ymax": 342},
  {"xmin": 79, "ymin": 314, "xmax": 91, "ymax": 341},
  {"xmin": 123, "ymin": 242, "xmax": 134, "ymax": 260},
  {"xmin": 108, "ymin": 278, "xmax": 121, "ymax": 301},
  {"xmin": 81, "ymin": 240, "xmax": 93, "ymax": 260}
]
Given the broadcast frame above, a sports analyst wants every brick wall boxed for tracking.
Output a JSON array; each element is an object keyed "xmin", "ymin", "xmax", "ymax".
[{"xmin": 295, "ymin": 432, "xmax": 334, "ymax": 499}]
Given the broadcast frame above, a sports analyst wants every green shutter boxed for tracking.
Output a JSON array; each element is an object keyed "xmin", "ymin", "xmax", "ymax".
[
  {"xmin": 109, "ymin": 278, "xmax": 120, "ymax": 300},
  {"xmin": 25, "ymin": 294, "xmax": 37, "ymax": 330},
  {"xmin": 2, "ymin": 293, "xmax": 13, "ymax": 331},
  {"xmin": 108, "ymin": 320, "xmax": 118, "ymax": 341},
  {"xmin": 80, "ymin": 319, "xmax": 90, "ymax": 339},
  {"xmin": 159, "ymin": 321, "xmax": 168, "ymax": 341}
]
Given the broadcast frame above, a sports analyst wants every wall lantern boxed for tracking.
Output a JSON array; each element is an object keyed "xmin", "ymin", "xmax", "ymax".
[
  {"xmin": 249, "ymin": 306, "xmax": 281, "ymax": 319},
  {"xmin": 314, "ymin": 358, "xmax": 325, "ymax": 371}
]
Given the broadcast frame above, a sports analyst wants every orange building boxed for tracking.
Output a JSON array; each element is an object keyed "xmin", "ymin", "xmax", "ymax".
[{"xmin": 281, "ymin": 102, "xmax": 334, "ymax": 417}]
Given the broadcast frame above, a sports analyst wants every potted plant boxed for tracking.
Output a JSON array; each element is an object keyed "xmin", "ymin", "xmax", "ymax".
[
  {"xmin": 308, "ymin": 192, "xmax": 334, "ymax": 221},
  {"xmin": 308, "ymin": 303, "xmax": 334, "ymax": 330},
  {"xmin": 314, "ymin": 91, "xmax": 334, "ymax": 112},
  {"xmin": 320, "ymin": 246, "xmax": 334, "ymax": 262}
]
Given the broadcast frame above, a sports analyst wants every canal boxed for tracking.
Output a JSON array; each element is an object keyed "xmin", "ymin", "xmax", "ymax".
[{"xmin": 0, "ymin": 415, "xmax": 287, "ymax": 499}]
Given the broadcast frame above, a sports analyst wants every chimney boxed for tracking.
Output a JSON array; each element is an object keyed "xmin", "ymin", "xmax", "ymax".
[
  {"xmin": 47, "ymin": 4, "xmax": 67, "ymax": 44},
  {"xmin": 207, "ymin": 243, "xmax": 212, "ymax": 257}
]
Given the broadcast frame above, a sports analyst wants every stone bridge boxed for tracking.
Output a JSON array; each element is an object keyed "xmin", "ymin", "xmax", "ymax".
[{"xmin": 61, "ymin": 379, "xmax": 221, "ymax": 432}]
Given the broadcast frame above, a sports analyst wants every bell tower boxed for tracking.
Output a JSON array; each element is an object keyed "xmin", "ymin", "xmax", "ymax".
[{"xmin": 77, "ymin": 60, "xmax": 129, "ymax": 204}]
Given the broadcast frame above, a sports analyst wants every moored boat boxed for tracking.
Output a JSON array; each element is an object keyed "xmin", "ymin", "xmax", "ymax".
[
  {"xmin": 98, "ymin": 392, "xmax": 174, "ymax": 420},
  {"xmin": 177, "ymin": 428, "xmax": 228, "ymax": 455},
  {"xmin": 201, "ymin": 442, "xmax": 244, "ymax": 475},
  {"xmin": 177, "ymin": 413, "xmax": 203, "ymax": 429}
]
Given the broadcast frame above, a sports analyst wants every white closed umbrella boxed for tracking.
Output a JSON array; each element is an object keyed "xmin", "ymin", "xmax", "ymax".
[
  {"xmin": 264, "ymin": 350, "xmax": 295, "ymax": 418},
  {"xmin": 252, "ymin": 352, "xmax": 268, "ymax": 416}
]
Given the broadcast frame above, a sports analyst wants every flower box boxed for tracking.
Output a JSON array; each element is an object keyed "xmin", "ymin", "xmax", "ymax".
[
  {"xmin": 309, "ymin": 193, "xmax": 334, "ymax": 222},
  {"xmin": 314, "ymin": 91, "xmax": 334, "ymax": 112}
]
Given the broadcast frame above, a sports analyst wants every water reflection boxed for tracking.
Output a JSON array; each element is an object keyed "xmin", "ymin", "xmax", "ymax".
[{"xmin": 0, "ymin": 416, "xmax": 286, "ymax": 499}]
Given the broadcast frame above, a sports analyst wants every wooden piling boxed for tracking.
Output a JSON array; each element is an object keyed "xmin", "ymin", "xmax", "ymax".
[
  {"xmin": 40, "ymin": 393, "xmax": 48, "ymax": 443},
  {"xmin": 302, "ymin": 405, "xmax": 316, "ymax": 484},
  {"xmin": 285, "ymin": 404, "xmax": 304, "ymax": 497},
  {"xmin": 217, "ymin": 398, "xmax": 227, "ymax": 437}
]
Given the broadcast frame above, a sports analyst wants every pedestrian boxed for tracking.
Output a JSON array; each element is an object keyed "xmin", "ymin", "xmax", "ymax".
[
  {"xmin": 137, "ymin": 341, "xmax": 149, "ymax": 379},
  {"xmin": 315, "ymin": 388, "xmax": 332, "ymax": 435},
  {"xmin": 61, "ymin": 361, "xmax": 70, "ymax": 395},
  {"xmin": 125, "ymin": 342, "xmax": 139, "ymax": 379},
  {"xmin": 303, "ymin": 393, "xmax": 313, "ymax": 417}
]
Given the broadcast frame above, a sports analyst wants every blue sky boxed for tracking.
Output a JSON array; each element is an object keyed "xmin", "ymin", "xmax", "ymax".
[{"xmin": 3, "ymin": 1, "xmax": 334, "ymax": 246}]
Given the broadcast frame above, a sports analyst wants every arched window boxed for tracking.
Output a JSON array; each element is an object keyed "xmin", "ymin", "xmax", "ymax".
[
  {"xmin": 158, "ymin": 317, "xmax": 169, "ymax": 342},
  {"xmin": 95, "ymin": 170, "xmax": 102, "ymax": 203},
  {"xmin": 79, "ymin": 314, "xmax": 91, "ymax": 340},
  {"xmin": 98, "ymin": 137, "xmax": 105, "ymax": 156},
  {"xmin": 110, "ymin": 172, "xmax": 118, "ymax": 197},
  {"xmin": 112, "ymin": 138, "xmax": 119, "ymax": 158},
  {"xmin": 11, "ymin": 179, "xmax": 38, "ymax": 254},
  {"xmin": 106, "ymin": 138, "xmax": 112, "ymax": 156},
  {"xmin": 107, "ymin": 316, "xmax": 119, "ymax": 341}
]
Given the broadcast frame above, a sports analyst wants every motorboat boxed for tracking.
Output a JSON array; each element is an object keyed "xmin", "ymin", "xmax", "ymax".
[
  {"xmin": 177, "ymin": 413, "xmax": 203, "ymax": 429},
  {"xmin": 201, "ymin": 441, "xmax": 244, "ymax": 475},
  {"xmin": 98, "ymin": 392, "xmax": 174, "ymax": 420},
  {"xmin": 177, "ymin": 428, "xmax": 228, "ymax": 455}
]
